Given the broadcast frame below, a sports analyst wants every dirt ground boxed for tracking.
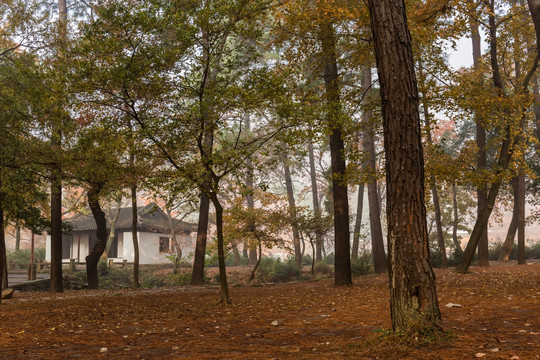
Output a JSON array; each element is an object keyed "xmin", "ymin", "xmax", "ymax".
[{"xmin": 1, "ymin": 262, "xmax": 539, "ymax": 359}]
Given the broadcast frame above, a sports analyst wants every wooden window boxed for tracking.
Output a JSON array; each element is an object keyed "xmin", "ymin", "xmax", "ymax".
[{"xmin": 159, "ymin": 237, "xmax": 170, "ymax": 253}]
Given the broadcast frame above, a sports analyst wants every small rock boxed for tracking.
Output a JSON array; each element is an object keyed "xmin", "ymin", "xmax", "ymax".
[
  {"xmin": 271, "ymin": 320, "xmax": 279, "ymax": 326},
  {"xmin": 510, "ymin": 356, "xmax": 520, "ymax": 360},
  {"xmin": 475, "ymin": 353, "xmax": 486, "ymax": 358},
  {"xmin": 489, "ymin": 348, "xmax": 499, "ymax": 352},
  {"xmin": 100, "ymin": 348, "xmax": 108, "ymax": 353},
  {"xmin": 445, "ymin": 303, "xmax": 462, "ymax": 308}
]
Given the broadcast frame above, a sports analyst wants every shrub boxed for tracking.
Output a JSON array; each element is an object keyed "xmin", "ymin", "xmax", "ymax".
[
  {"xmin": 141, "ymin": 273, "xmax": 167, "ymax": 288},
  {"xmin": 313, "ymin": 261, "xmax": 333, "ymax": 276},
  {"xmin": 351, "ymin": 254, "xmax": 373, "ymax": 276},
  {"xmin": 323, "ymin": 252, "xmax": 335, "ymax": 265},
  {"xmin": 302, "ymin": 254, "xmax": 313, "ymax": 266},
  {"xmin": 255, "ymin": 257, "xmax": 303, "ymax": 283},
  {"xmin": 6, "ymin": 249, "xmax": 45, "ymax": 269}
]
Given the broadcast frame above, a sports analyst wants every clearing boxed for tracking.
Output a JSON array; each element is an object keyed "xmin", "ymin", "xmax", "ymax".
[{"xmin": 1, "ymin": 262, "xmax": 539, "ymax": 359}]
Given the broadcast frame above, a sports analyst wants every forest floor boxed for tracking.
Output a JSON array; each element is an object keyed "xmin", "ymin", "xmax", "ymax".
[{"xmin": 1, "ymin": 261, "xmax": 539, "ymax": 359}]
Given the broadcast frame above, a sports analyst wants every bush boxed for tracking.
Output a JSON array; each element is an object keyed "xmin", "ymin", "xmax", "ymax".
[
  {"xmin": 141, "ymin": 273, "xmax": 167, "ymax": 288},
  {"xmin": 6, "ymin": 249, "xmax": 44, "ymax": 269},
  {"xmin": 313, "ymin": 261, "xmax": 333, "ymax": 276},
  {"xmin": 302, "ymin": 254, "xmax": 313, "ymax": 266},
  {"xmin": 255, "ymin": 257, "xmax": 303, "ymax": 283},
  {"xmin": 323, "ymin": 253, "xmax": 335, "ymax": 265},
  {"xmin": 351, "ymin": 254, "xmax": 373, "ymax": 276}
]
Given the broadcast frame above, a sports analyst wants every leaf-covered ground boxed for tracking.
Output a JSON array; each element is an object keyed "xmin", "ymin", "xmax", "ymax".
[{"xmin": 1, "ymin": 262, "xmax": 539, "ymax": 359}]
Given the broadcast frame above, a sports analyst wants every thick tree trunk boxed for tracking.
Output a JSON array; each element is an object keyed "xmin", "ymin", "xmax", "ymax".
[
  {"xmin": 85, "ymin": 183, "xmax": 108, "ymax": 289},
  {"xmin": 282, "ymin": 153, "xmax": 302, "ymax": 264},
  {"xmin": 191, "ymin": 126, "xmax": 213, "ymax": 285},
  {"xmin": 191, "ymin": 192, "xmax": 210, "ymax": 285},
  {"xmin": 368, "ymin": 0, "xmax": 442, "ymax": 332},
  {"xmin": 351, "ymin": 182, "xmax": 364, "ymax": 261},
  {"xmin": 308, "ymin": 142, "xmax": 323, "ymax": 262},
  {"xmin": 131, "ymin": 185, "xmax": 140, "ymax": 289},
  {"xmin": 318, "ymin": 20, "xmax": 351, "ymax": 286},
  {"xmin": 362, "ymin": 67, "xmax": 387, "ymax": 274}
]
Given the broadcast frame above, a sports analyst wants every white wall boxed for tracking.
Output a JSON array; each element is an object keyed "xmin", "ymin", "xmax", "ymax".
[{"xmin": 122, "ymin": 231, "xmax": 172, "ymax": 264}]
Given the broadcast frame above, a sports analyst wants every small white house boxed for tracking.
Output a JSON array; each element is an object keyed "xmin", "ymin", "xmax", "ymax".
[{"xmin": 45, "ymin": 203, "xmax": 196, "ymax": 264}]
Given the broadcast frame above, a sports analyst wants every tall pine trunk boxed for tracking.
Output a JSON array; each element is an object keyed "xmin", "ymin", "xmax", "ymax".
[
  {"xmin": 362, "ymin": 67, "xmax": 387, "ymax": 274},
  {"xmin": 318, "ymin": 19, "xmax": 351, "ymax": 286},
  {"xmin": 308, "ymin": 142, "xmax": 323, "ymax": 262},
  {"xmin": 452, "ymin": 184, "xmax": 463, "ymax": 257},
  {"xmin": 499, "ymin": 178, "xmax": 519, "ymax": 261},
  {"xmin": 368, "ymin": 0, "xmax": 442, "ymax": 331},
  {"xmin": 50, "ymin": 0, "xmax": 67, "ymax": 293},
  {"xmin": 209, "ymin": 192, "xmax": 231, "ymax": 304}
]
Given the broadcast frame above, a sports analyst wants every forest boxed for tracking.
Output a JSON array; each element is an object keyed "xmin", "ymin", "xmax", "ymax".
[{"xmin": 1, "ymin": 0, "xmax": 540, "ymax": 358}]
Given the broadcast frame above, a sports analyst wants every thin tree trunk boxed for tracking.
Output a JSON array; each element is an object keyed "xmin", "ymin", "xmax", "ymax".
[
  {"xmin": 85, "ymin": 182, "xmax": 108, "ymax": 289},
  {"xmin": 470, "ymin": 7, "xmax": 490, "ymax": 267},
  {"xmin": 103, "ymin": 199, "xmax": 122, "ymax": 259},
  {"xmin": 281, "ymin": 153, "xmax": 302, "ymax": 264},
  {"xmin": 308, "ymin": 142, "xmax": 323, "ymax": 262},
  {"xmin": 246, "ymin": 116, "xmax": 257, "ymax": 266},
  {"xmin": 456, "ymin": 1, "xmax": 538, "ymax": 273},
  {"xmin": 165, "ymin": 206, "xmax": 182, "ymax": 275},
  {"xmin": 49, "ymin": 0, "xmax": 67, "ymax": 294},
  {"xmin": 500, "ymin": 178, "xmax": 519, "ymax": 261},
  {"xmin": 517, "ymin": 169, "xmax": 526, "ymax": 264},
  {"xmin": 368, "ymin": 0, "xmax": 442, "ymax": 331},
  {"xmin": 249, "ymin": 237, "xmax": 263, "ymax": 282},
  {"xmin": 318, "ymin": 19, "xmax": 351, "ymax": 286},
  {"xmin": 15, "ymin": 225, "xmax": 20, "ymax": 251},
  {"xmin": 362, "ymin": 67, "xmax": 388, "ymax": 274},
  {"xmin": 209, "ymin": 193, "xmax": 230, "ymax": 304},
  {"xmin": 0, "ymin": 191, "xmax": 6, "ymax": 302},
  {"xmin": 351, "ymin": 182, "xmax": 364, "ymax": 261},
  {"xmin": 191, "ymin": 192, "xmax": 210, "ymax": 285},
  {"xmin": 419, "ymin": 63, "xmax": 448, "ymax": 268},
  {"xmin": 452, "ymin": 184, "xmax": 463, "ymax": 257},
  {"xmin": 131, "ymin": 185, "xmax": 140, "ymax": 289}
]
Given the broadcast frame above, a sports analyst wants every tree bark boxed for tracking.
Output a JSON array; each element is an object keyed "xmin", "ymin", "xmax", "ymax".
[
  {"xmin": 209, "ymin": 192, "xmax": 231, "ymax": 304},
  {"xmin": 368, "ymin": 0, "xmax": 442, "ymax": 332},
  {"xmin": 15, "ymin": 225, "xmax": 20, "ymax": 251},
  {"xmin": 362, "ymin": 67, "xmax": 387, "ymax": 274},
  {"xmin": 318, "ymin": 19, "xmax": 351, "ymax": 286},
  {"xmin": 308, "ymin": 142, "xmax": 323, "ymax": 262},
  {"xmin": 517, "ymin": 169, "xmax": 526, "ymax": 264},
  {"xmin": 49, "ymin": 0, "xmax": 67, "ymax": 295},
  {"xmin": 351, "ymin": 182, "xmax": 364, "ymax": 261},
  {"xmin": 165, "ymin": 206, "xmax": 182, "ymax": 275},
  {"xmin": 246, "ymin": 117, "xmax": 257, "ymax": 266},
  {"xmin": 85, "ymin": 182, "xmax": 108, "ymax": 289},
  {"xmin": 131, "ymin": 185, "xmax": 140, "ymax": 289},
  {"xmin": 499, "ymin": 178, "xmax": 519, "ymax": 261}
]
